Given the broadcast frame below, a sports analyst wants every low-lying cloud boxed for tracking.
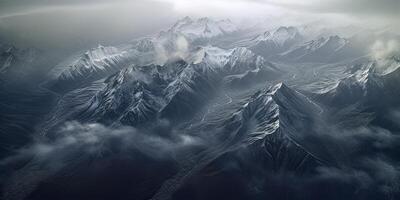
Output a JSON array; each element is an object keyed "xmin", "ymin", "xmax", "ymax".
[
  {"xmin": 371, "ymin": 39, "xmax": 400, "ymax": 60},
  {"xmin": 0, "ymin": 121, "xmax": 205, "ymax": 167},
  {"xmin": 0, "ymin": 120, "xmax": 207, "ymax": 199}
]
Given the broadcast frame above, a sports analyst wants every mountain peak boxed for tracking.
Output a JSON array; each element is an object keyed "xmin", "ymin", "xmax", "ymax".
[
  {"xmin": 167, "ymin": 17, "xmax": 237, "ymax": 39},
  {"xmin": 182, "ymin": 16, "xmax": 192, "ymax": 21},
  {"xmin": 276, "ymin": 26, "xmax": 298, "ymax": 34},
  {"xmin": 274, "ymin": 26, "xmax": 300, "ymax": 37},
  {"xmin": 226, "ymin": 47, "xmax": 259, "ymax": 67},
  {"xmin": 173, "ymin": 16, "xmax": 193, "ymax": 27},
  {"xmin": 253, "ymin": 26, "xmax": 302, "ymax": 48},
  {"xmin": 267, "ymin": 82, "xmax": 290, "ymax": 96}
]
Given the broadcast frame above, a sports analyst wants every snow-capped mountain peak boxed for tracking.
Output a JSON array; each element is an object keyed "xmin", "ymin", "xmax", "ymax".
[
  {"xmin": 167, "ymin": 17, "xmax": 238, "ymax": 39},
  {"xmin": 278, "ymin": 35, "xmax": 359, "ymax": 63},
  {"xmin": 248, "ymin": 26, "xmax": 305, "ymax": 58},
  {"xmin": 254, "ymin": 26, "xmax": 302, "ymax": 46},
  {"xmin": 227, "ymin": 47, "xmax": 257, "ymax": 65},
  {"xmin": 81, "ymin": 45, "xmax": 121, "ymax": 63},
  {"xmin": 271, "ymin": 26, "xmax": 301, "ymax": 45},
  {"xmin": 47, "ymin": 44, "xmax": 130, "ymax": 92},
  {"xmin": 224, "ymin": 47, "xmax": 281, "ymax": 75},
  {"xmin": 189, "ymin": 46, "xmax": 232, "ymax": 66},
  {"xmin": 302, "ymin": 36, "xmax": 348, "ymax": 51},
  {"xmin": 132, "ymin": 37, "xmax": 156, "ymax": 53}
]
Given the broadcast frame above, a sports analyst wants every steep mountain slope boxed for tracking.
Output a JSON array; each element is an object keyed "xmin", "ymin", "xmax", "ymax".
[
  {"xmin": 319, "ymin": 56, "xmax": 400, "ymax": 106},
  {"xmin": 149, "ymin": 83, "xmax": 331, "ymax": 200},
  {"xmin": 222, "ymin": 47, "xmax": 282, "ymax": 87},
  {"xmin": 249, "ymin": 26, "xmax": 303, "ymax": 59},
  {"xmin": 161, "ymin": 17, "xmax": 237, "ymax": 41},
  {"xmin": 46, "ymin": 45, "xmax": 130, "ymax": 92},
  {"xmin": 315, "ymin": 55, "xmax": 400, "ymax": 130},
  {"xmin": 40, "ymin": 46, "xmax": 284, "ymax": 136},
  {"xmin": 41, "ymin": 59, "xmax": 219, "ymax": 133},
  {"xmin": 44, "ymin": 17, "xmax": 239, "ymax": 93},
  {"xmin": 280, "ymin": 35, "xmax": 363, "ymax": 63}
]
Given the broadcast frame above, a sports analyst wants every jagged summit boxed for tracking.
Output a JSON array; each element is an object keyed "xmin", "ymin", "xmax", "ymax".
[
  {"xmin": 249, "ymin": 26, "xmax": 304, "ymax": 58},
  {"xmin": 46, "ymin": 44, "xmax": 130, "ymax": 92},
  {"xmin": 52, "ymin": 45, "xmax": 126, "ymax": 79},
  {"xmin": 165, "ymin": 16, "xmax": 238, "ymax": 39},
  {"xmin": 216, "ymin": 82, "xmax": 327, "ymax": 169},
  {"xmin": 304, "ymin": 36, "xmax": 348, "ymax": 51},
  {"xmin": 224, "ymin": 47, "xmax": 281, "ymax": 76},
  {"xmin": 132, "ymin": 37, "xmax": 156, "ymax": 53},
  {"xmin": 279, "ymin": 35, "xmax": 359, "ymax": 63},
  {"xmin": 253, "ymin": 26, "xmax": 302, "ymax": 45},
  {"xmin": 271, "ymin": 26, "xmax": 302, "ymax": 45},
  {"xmin": 320, "ymin": 56, "xmax": 400, "ymax": 106}
]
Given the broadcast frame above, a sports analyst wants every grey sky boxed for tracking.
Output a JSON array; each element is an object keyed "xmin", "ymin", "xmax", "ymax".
[
  {"xmin": 259, "ymin": 0, "xmax": 400, "ymax": 16},
  {"xmin": 0, "ymin": 0, "xmax": 398, "ymax": 50},
  {"xmin": 0, "ymin": 0, "xmax": 178, "ymax": 50}
]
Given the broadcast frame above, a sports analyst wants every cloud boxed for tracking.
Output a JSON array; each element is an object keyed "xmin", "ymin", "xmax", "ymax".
[
  {"xmin": 388, "ymin": 109, "xmax": 400, "ymax": 127},
  {"xmin": 258, "ymin": 0, "xmax": 400, "ymax": 17},
  {"xmin": 329, "ymin": 126, "xmax": 400, "ymax": 150},
  {"xmin": 0, "ymin": 120, "xmax": 208, "ymax": 199},
  {"xmin": 253, "ymin": 0, "xmax": 400, "ymax": 32},
  {"xmin": 280, "ymin": 123, "xmax": 400, "ymax": 197},
  {"xmin": 314, "ymin": 156, "xmax": 400, "ymax": 196},
  {"xmin": 154, "ymin": 35, "xmax": 191, "ymax": 64},
  {"xmin": 371, "ymin": 39, "xmax": 400, "ymax": 60},
  {"xmin": 0, "ymin": 121, "xmax": 206, "ymax": 167}
]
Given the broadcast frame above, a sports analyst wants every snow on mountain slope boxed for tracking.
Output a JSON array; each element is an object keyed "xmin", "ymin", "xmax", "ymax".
[
  {"xmin": 51, "ymin": 45, "xmax": 128, "ymax": 80},
  {"xmin": 47, "ymin": 45, "xmax": 131, "ymax": 92},
  {"xmin": 188, "ymin": 46, "xmax": 232, "ymax": 65},
  {"xmin": 43, "ymin": 58, "xmax": 221, "ymax": 129},
  {"xmin": 77, "ymin": 60, "xmax": 188, "ymax": 126},
  {"xmin": 224, "ymin": 47, "xmax": 279, "ymax": 74},
  {"xmin": 131, "ymin": 37, "xmax": 157, "ymax": 53},
  {"xmin": 41, "ymin": 46, "xmax": 283, "ymax": 133},
  {"xmin": 164, "ymin": 17, "xmax": 237, "ymax": 40},
  {"xmin": 182, "ymin": 46, "xmax": 283, "ymax": 82},
  {"xmin": 45, "ymin": 17, "xmax": 238, "ymax": 93},
  {"xmin": 373, "ymin": 55, "xmax": 400, "ymax": 76},
  {"xmin": 279, "ymin": 35, "xmax": 363, "ymax": 63},
  {"xmin": 249, "ymin": 26, "xmax": 304, "ymax": 58},
  {"xmin": 159, "ymin": 61, "xmax": 219, "ymax": 121},
  {"xmin": 222, "ymin": 83, "xmax": 327, "ymax": 171},
  {"xmin": 223, "ymin": 83, "xmax": 323, "ymax": 147},
  {"xmin": 319, "ymin": 55, "xmax": 400, "ymax": 107},
  {"xmin": 148, "ymin": 83, "xmax": 329, "ymax": 200},
  {"xmin": 222, "ymin": 47, "xmax": 283, "ymax": 87}
]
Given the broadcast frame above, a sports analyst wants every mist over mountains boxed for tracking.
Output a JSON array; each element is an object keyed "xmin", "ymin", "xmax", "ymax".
[{"xmin": 0, "ymin": 5, "xmax": 400, "ymax": 200}]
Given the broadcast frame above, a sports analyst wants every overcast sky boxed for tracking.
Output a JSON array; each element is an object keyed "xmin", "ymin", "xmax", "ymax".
[{"xmin": 0, "ymin": 0, "xmax": 398, "ymax": 50}]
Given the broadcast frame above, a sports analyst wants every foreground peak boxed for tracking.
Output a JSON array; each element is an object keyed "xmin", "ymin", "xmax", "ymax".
[{"xmin": 268, "ymin": 82, "xmax": 289, "ymax": 95}]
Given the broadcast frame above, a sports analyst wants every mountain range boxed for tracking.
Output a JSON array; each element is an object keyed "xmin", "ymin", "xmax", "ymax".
[{"xmin": 1, "ymin": 17, "xmax": 400, "ymax": 200}]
